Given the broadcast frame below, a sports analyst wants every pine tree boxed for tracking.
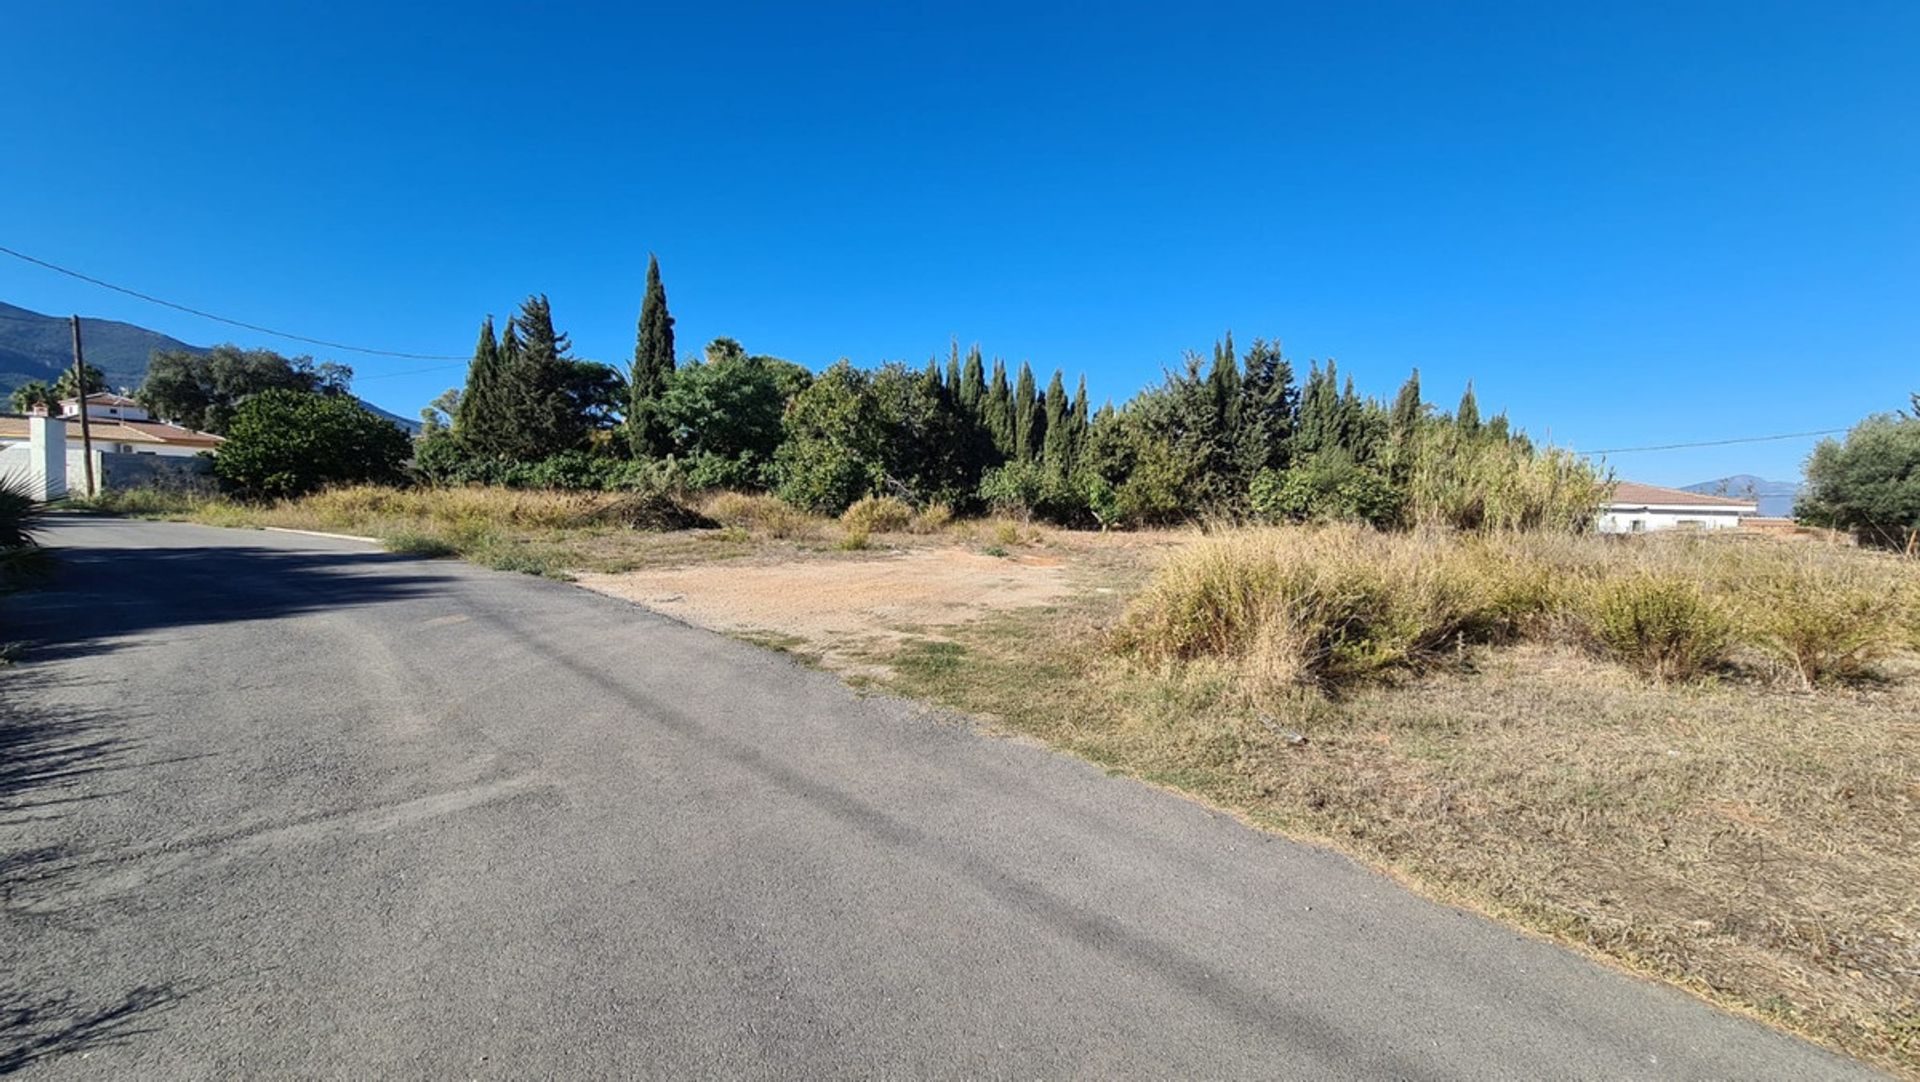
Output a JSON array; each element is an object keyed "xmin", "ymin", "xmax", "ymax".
[
  {"xmin": 455, "ymin": 316, "xmax": 502, "ymax": 451},
  {"xmin": 1456, "ymin": 381, "xmax": 1481, "ymax": 435},
  {"xmin": 500, "ymin": 294, "xmax": 583, "ymax": 457},
  {"xmin": 630, "ymin": 254, "xmax": 676, "ymax": 454},
  {"xmin": 985, "ymin": 358, "xmax": 1013, "ymax": 455},
  {"xmin": 1013, "ymin": 362, "xmax": 1040, "ymax": 462}
]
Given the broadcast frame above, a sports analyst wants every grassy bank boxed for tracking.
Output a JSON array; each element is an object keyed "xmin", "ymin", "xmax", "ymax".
[{"xmin": 879, "ymin": 528, "xmax": 1920, "ymax": 1075}]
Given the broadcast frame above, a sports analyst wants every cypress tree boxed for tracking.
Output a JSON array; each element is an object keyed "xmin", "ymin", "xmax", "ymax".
[
  {"xmin": 631, "ymin": 254, "xmax": 676, "ymax": 454},
  {"xmin": 1389, "ymin": 369, "xmax": 1423, "ymax": 442},
  {"xmin": 1456, "ymin": 381, "xmax": 1481, "ymax": 435},
  {"xmin": 1041, "ymin": 369, "xmax": 1071, "ymax": 471},
  {"xmin": 986, "ymin": 358, "xmax": 1013, "ymax": 455},
  {"xmin": 944, "ymin": 340, "xmax": 962, "ymax": 395},
  {"xmin": 1238, "ymin": 338, "xmax": 1295, "ymax": 475},
  {"xmin": 1069, "ymin": 374, "xmax": 1090, "ymax": 461},
  {"xmin": 455, "ymin": 315, "xmax": 502, "ymax": 451},
  {"xmin": 500, "ymin": 294, "xmax": 582, "ymax": 457},
  {"xmin": 960, "ymin": 345, "xmax": 986, "ymax": 414},
  {"xmin": 1013, "ymin": 362, "xmax": 1039, "ymax": 462}
]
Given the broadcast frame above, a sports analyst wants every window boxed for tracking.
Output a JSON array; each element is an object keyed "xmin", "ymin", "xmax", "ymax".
[{"xmin": 1629, "ymin": 519, "xmax": 1645, "ymax": 532}]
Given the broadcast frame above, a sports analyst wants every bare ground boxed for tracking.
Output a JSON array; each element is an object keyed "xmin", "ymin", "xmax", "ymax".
[{"xmin": 575, "ymin": 545, "xmax": 1073, "ymax": 675}]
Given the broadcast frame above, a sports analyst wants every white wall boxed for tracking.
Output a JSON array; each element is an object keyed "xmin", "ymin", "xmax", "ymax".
[{"xmin": 1597, "ymin": 505, "xmax": 1751, "ymax": 534}]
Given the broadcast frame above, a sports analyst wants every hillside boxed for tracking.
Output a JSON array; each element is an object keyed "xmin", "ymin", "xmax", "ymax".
[
  {"xmin": 0, "ymin": 301, "xmax": 418, "ymax": 432},
  {"xmin": 1683, "ymin": 474, "xmax": 1801, "ymax": 517}
]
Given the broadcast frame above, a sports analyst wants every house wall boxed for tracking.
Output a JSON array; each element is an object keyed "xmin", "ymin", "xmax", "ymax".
[{"xmin": 1597, "ymin": 505, "xmax": 1751, "ymax": 534}]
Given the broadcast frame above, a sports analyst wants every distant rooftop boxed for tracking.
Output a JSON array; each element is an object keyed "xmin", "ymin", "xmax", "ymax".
[{"xmin": 1607, "ymin": 481, "xmax": 1757, "ymax": 509}]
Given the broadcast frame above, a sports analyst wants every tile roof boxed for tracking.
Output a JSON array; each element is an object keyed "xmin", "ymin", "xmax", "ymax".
[
  {"xmin": 0, "ymin": 414, "xmax": 222, "ymax": 448},
  {"xmin": 1607, "ymin": 481, "xmax": 1756, "ymax": 509},
  {"xmin": 62, "ymin": 392, "xmax": 143, "ymax": 408}
]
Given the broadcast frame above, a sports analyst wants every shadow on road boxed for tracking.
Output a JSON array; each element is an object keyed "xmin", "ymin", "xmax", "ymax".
[
  {"xmin": 9, "ymin": 533, "xmax": 451, "ymax": 665},
  {"xmin": 0, "ymin": 984, "xmax": 184, "ymax": 1075}
]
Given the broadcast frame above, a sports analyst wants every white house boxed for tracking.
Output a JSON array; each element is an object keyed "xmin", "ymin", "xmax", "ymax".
[
  {"xmin": 1598, "ymin": 481, "xmax": 1758, "ymax": 533},
  {"xmin": 0, "ymin": 393, "xmax": 223, "ymax": 458}
]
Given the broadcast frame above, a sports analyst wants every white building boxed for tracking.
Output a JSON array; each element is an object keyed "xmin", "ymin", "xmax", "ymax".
[
  {"xmin": 0, "ymin": 393, "xmax": 223, "ymax": 458},
  {"xmin": 1598, "ymin": 481, "xmax": 1758, "ymax": 533}
]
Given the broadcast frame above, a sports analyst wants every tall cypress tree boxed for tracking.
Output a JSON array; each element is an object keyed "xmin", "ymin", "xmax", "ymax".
[
  {"xmin": 1389, "ymin": 368, "xmax": 1423, "ymax": 453},
  {"xmin": 1456, "ymin": 381, "xmax": 1481, "ymax": 435},
  {"xmin": 960, "ymin": 345, "xmax": 986, "ymax": 415},
  {"xmin": 1040, "ymin": 369, "xmax": 1071, "ymax": 471},
  {"xmin": 1069, "ymin": 374, "xmax": 1089, "ymax": 461},
  {"xmin": 455, "ymin": 315, "xmax": 502, "ymax": 451},
  {"xmin": 944, "ymin": 340, "xmax": 962, "ymax": 395},
  {"xmin": 985, "ymin": 358, "xmax": 1013, "ymax": 455},
  {"xmin": 630, "ymin": 254, "xmax": 676, "ymax": 454},
  {"xmin": 1012, "ymin": 362, "xmax": 1040, "ymax": 462},
  {"xmin": 495, "ymin": 294, "xmax": 582, "ymax": 458}
]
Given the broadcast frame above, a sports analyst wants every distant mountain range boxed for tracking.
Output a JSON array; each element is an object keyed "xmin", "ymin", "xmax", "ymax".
[
  {"xmin": 0, "ymin": 301, "xmax": 419, "ymax": 432},
  {"xmin": 1682, "ymin": 474, "xmax": 1802, "ymax": 517}
]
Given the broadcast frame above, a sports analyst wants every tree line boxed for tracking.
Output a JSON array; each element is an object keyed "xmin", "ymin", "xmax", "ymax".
[{"xmin": 421, "ymin": 257, "xmax": 1605, "ymax": 531}]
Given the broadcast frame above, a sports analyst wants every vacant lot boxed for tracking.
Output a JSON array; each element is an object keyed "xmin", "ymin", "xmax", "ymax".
[{"xmin": 77, "ymin": 485, "xmax": 1920, "ymax": 1075}]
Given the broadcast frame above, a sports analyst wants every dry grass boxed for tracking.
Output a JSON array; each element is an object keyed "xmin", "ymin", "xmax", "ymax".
[{"xmin": 879, "ymin": 529, "xmax": 1920, "ymax": 1076}]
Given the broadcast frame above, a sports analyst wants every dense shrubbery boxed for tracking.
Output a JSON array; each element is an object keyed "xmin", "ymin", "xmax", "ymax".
[
  {"xmin": 399, "ymin": 273, "xmax": 1608, "ymax": 532},
  {"xmin": 1115, "ymin": 526, "xmax": 1920, "ymax": 694},
  {"xmin": 214, "ymin": 390, "xmax": 411, "ymax": 498}
]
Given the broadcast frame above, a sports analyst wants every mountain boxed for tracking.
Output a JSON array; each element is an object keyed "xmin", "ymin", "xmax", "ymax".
[
  {"xmin": 0, "ymin": 301, "xmax": 419, "ymax": 432},
  {"xmin": 1683, "ymin": 474, "xmax": 1802, "ymax": 518}
]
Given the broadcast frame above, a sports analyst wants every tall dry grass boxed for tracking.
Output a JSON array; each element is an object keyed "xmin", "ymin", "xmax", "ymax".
[{"xmin": 1115, "ymin": 525, "xmax": 1920, "ymax": 694}]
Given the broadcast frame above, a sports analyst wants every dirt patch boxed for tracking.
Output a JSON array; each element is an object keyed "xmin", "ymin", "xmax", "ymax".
[{"xmin": 575, "ymin": 546, "xmax": 1070, "ymax": 676}]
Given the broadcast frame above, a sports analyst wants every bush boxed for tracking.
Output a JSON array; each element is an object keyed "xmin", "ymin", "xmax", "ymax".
[
  {"xmin": 909, "ymin": 502, "xmax": 954, "ymax": 534},
  {"xmin": 215, "ymin": 390, "xmax": 410, "ymax": 498},
  {"xmin": 1586, "ymin": 575, "xmax": 1732, "ymax": 683},
  {"xmin": 0, "ymin": 473, "xmax": 42, "ymax": 550},
  {"xmin": 1250, "ymin": 452, "xmax": 1401, "ymax": 528},
  {"xmin": 1738, "ymin": 559, "xmax": 1902, "ymax": 687},
  {"xmin": 841, "ymin": 495, "xmax": 911, "ymax": 533},
  {"xmin": 700, "ymin": 491, "xmax": 819, "ymax": 539},
  {"xmin": 1113, "ymin": 526, "xmax": 1504, "ymax": 693}
]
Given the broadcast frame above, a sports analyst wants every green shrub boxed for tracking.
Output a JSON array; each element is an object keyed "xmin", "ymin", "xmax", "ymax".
[
  {"xmin": 382, "ymin": 529, "xmax": 458, "ymax": 558},
  {"xmin": 1737, "ymin": 561, "xmax": 1902, "ymax": 687},
  {"xmin": 215, "ymin": 390, "xmax": 410, "ymax": 498},
  {"xmin": 841, "ymin": 495, "xmax": 912, "ymax": 533},
  {"xmin": 1249, "ymin": 452, "xmax": 1401, "ymax": 529},
  {"xmin": 0, "ymin": 473, "xmax": 42, "ymax": 550},
  {"xmin": 1587, "ymin": 575, "xmax": 1731, "ymax": 683}
]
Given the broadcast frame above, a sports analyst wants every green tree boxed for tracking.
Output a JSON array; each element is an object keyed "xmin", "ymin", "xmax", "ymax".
[
  {"xmin": 656, "ymin": 341, "xmax": 811, "ymax": 489},
  {"xmin": 984, "ymin": 358, "xmax": 1013, "ymax": 455},
  {"xmin": 1236, "ymin": 338, "xmax": 1295, "ymax": 476},
  {"xmin": 9, "ymin": 380, "xmax": 55, "ymax": 414},
  {"xmin": 214, "ymin": 390, "xmax": 409, "ymax": 498},
  {"xmin": 960, "ymin": 345, "xmax": 986, "ymax": 414},
  {"xmin": 420, "ymin": 388, "xmax": 461, "ymax": 433},
  {"xmin": 138, "ymin": 346, "xmax": 352, "ymax": 434},
  {"xmin": 1040, "ymin": 369, "xmax": 1071, "ymax": 471},
  {"xmin": 490, "ymin": 295, "xmax": 586, "ymax": 459},
  {"xmin": 53, "ymin": 363, "xmax": 108, "ymax": 401},
  {"xmin": 1799, "ymin": 413, "xmax": 1920, "ymax": 549},
  {"xmin": 630, "ymin": 254, "xmax": 676, "ymax": 455},
  {"xmin": 776, "ymin": 362, "xmax": 887, "ymax": 513},
  {"xmin": 1012, "ymin": 362, "xmax": 1040, "ymax": 462},
  {"xmin": 1456, "ymin": 381, "xmax": 1481, "ymax": 435},
  {"xmin": 454, "ymin": 316, "xmax": 506, "ymax": 450}
]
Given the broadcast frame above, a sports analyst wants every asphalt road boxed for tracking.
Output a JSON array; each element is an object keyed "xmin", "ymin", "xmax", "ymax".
[{"xmin": 0, "ymin": 516, "xmax": 1875, "ymax": 1079}]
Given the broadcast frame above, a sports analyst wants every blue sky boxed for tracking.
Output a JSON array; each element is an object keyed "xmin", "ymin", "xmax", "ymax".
[{"xmin": 3, "ymin": 1, "xmax": 1913, "ymax": 485}]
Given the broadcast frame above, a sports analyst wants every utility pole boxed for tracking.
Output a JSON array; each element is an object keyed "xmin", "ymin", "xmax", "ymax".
[{"xmin": 69, "ymin": 315, "xmax": 95, "ymax": 498}]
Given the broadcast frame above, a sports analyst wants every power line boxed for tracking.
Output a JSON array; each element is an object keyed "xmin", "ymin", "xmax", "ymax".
[
  {"xmin": 1582, "ymin": 428, "xmax": 1846, "ymax": 455},
  {"xmin": 0, "ymin": 243, "xmax": 467, "ymax": 362}
]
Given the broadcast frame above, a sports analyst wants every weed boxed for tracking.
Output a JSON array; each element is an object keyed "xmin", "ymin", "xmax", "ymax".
[
  {"xmin": 841, "ymin": 495, "xmax": 912, "ymax": 533},
  {"xmin": 1586, "ymin": 575, "xmax": 1732, "ymax": 683}
]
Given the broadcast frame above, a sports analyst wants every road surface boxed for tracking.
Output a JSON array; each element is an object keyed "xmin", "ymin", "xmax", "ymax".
[{"xmin": 0, "ymin": 517, "xmax": 1873, "ymax": 1078}]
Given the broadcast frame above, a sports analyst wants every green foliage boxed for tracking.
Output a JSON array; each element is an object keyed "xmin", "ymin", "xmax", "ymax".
[
  {"xmin": 138, "ymin": 345, "xmax": 352, "ymax": 434},
  {"xmin": 775, "ymin": 362, "xmax": 886, "ymax": 514},
  {"xmin": 654, "ymin": 342, "xmax": 809, "ymax": 489},
  {"xmin": 978, "ymin": 460, "xmax": 1083, "ymax": 523},
  {"xmin": 1249, "ymin": 451, "xmax": 1401, "ymax": 528},
  {"xmin": 8, "ymin": 380, "xmax": 55, "ymax": 414},
  {"xmin": 1798, "ymin": 414, "xmax": 1920, "ymax": 549},
  {"xmin": 629, "ymin": 254, "xmax": 677, "ymax": 455},
  {"xmin": 1587, "ymin": 576, "xmax": 1732, "ymax": 684},
  {"xmin": 0, "ymin": 472, "xmax": 42, "ymax": 550},
  {"xmin": 214, "ymin": 390, "xmax": 411, "ymax": 498},
  {"xmin": 53, "ymin": 361, "xmax": 108, "ymax": 401}
]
